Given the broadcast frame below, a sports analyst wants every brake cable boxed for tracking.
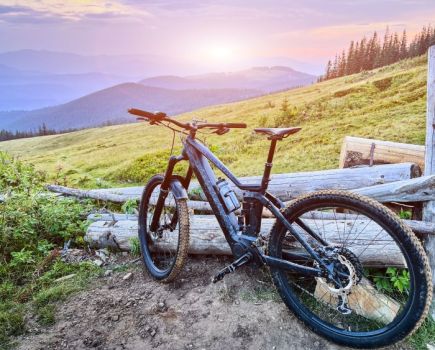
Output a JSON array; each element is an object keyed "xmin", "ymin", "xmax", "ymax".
[{"xmin": 149, "ymin": 119, "xmax": 221, "ymax": 151}]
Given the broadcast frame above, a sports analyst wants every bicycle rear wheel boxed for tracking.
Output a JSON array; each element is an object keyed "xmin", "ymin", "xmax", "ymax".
[
  {"xmin": 268, "ymin": 190, "xmax": 432, "ymax": 348},
  {"xmin": 138, "ymin": 174, "xmax": 190, "ymax": 282}
]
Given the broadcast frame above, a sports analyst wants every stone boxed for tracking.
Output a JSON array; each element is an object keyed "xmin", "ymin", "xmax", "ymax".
[
  {"xmin": 93, "ymin": 259, "xmax": 104, "ymax": 267},
  {"xmin": 104, "ymin": 270, "xmax": 113, "ymax": 277},
  {"xmin": 123, "ymin": 272, "xmax": 133, "ymax": 281},
  {"xmin": 96, "ymin": 249, "xmax": 109, "ymax": 262}
]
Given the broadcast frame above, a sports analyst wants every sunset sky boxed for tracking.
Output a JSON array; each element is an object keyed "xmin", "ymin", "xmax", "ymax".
[{"xmin": 1, "ymin": 0, "xmax": 434, "ymax": 74}]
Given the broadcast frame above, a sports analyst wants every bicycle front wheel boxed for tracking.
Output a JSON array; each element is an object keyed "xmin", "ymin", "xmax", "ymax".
[
  {"xmin": 138, "ymin": 174, "xmax": 190, "ymax": 282},
  {"xmin": 268, "ymin": 190, "xmax": 432, "ymax": 348}
]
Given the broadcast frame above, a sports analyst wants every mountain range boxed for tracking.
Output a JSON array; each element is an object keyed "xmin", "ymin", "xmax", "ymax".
[
  {"xmin": 0, "ymin": 84, "xmax": 262, "ymax": 131},
  {"xmin": 139, "ymin": 66, "xmax": 314, "ymax": 92},
  {"xmin": 0, "ymin": 50, "xmax": 316, "ymax": 132},
  {"xmin": 0, "ymin": 64, "xmax": 128, "ymax": 110}
]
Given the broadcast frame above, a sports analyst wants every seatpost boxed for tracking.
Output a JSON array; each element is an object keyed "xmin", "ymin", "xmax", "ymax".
[{"xmin": 261, "ymin": 139, "xmax": 277, "ymax": 192}]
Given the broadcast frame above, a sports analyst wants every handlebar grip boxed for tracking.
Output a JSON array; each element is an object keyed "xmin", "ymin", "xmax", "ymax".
[
  {"xmin": 128, "ymin": 108, "xmax": 167, "ymax": 124},
  {"xmin": 224, "ymin": 123, "xmax": 247, "ymax": 128},
  {"xmin": 128, "ymin": 108, "xmax": 155, "ymax": 120}
]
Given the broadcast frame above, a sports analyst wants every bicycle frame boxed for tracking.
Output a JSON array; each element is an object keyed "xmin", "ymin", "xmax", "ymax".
[{"xmin": 152, "ymin": 130, "xmax": 332, "ymax": 278}]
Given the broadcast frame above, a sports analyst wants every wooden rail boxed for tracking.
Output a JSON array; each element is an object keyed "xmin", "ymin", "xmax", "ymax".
[
  {"xmin": 339, "ymin": 136, "xmax": 425, "ymax": 169},
  {"xmin": 424, "ymin": 46, "xmax": 435, "ymax": 316}
]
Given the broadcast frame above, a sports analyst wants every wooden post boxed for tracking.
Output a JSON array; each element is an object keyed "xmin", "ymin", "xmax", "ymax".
[{"xmin": 424, "ymin": 45, "xmax": 435, "ymax": 319}]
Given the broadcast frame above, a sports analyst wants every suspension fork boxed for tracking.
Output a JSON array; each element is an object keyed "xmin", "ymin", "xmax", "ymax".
[{"xmin": 149, "ymin": 154, "xmax": 186, "ymax": 232}]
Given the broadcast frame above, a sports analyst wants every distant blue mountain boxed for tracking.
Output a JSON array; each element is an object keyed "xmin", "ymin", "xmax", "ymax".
[
  {"xmin": 0, "ymin": 63, "xmax": 129, "ymax": 110},
  {"xmin": 0, "ymin": 83, "xmax": 263, "ymax": 132},
  {"xmin": 140, "ymin": 66, "xmax": 316, "ymax": 92}
]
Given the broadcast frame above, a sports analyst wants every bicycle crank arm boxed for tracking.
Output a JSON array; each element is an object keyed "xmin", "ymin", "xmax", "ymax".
[{"xmin": 212, "ymin": 252, "xmax": 253, "ymax": 283}]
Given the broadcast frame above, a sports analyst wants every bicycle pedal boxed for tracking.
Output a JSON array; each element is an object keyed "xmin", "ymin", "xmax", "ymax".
[
  {"xmin": 212, "ymin": 265, "xmax": 235, "ymax": 283},
  {"xmin": 212, "ymin": 252, "xmax": 252, "ymax": 283}
]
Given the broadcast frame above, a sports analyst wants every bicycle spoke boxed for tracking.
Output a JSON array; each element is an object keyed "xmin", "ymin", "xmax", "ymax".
[{"xmin": 275, "ymin": 201, "xmax": 413, "ymax": 335}]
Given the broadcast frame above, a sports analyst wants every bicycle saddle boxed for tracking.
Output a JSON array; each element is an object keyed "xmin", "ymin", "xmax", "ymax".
[{"xmin": 254, "ymin": 127, "xmax": 301, "ymax": 140}]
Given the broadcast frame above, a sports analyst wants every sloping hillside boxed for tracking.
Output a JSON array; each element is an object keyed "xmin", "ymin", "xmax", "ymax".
[
  {"xmin": 0, "ymin": 56, "xmax": 427, "ymax": 187},
  {"xmin": 0, "ymin": 83, "xmax": 261, "ymax": 131}
]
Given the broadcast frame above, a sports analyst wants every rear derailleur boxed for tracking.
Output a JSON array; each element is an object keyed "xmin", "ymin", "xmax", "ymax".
[{"xmin": 315, "ymin": 246, "xmax": 363, "ymax": 315}]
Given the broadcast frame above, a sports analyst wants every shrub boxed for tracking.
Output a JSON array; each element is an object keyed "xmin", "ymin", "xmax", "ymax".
[
  {"xmin": 0, "ymin": 302, "xmax": 25, "ymax": 345},
  {"xmin": 0, "ymin": 151, "xmax": 93, "ymax": 284},
  {"xmin": 121, "ymin": 199, "xmax": 138, "ymax": 214},
  {"xmin": 0, "ymin": 152, "xmax": 99, "ymax": 347},
  {"xmin": 257, "ymin": 115, "xmax": 269, "ymax": 127},
  {"xmin": 373, "ymin": 77, "xmax": 393, "ymax": 91},
  {"xmin": 333, "ymin": 86, "xmax": 364, "ymax": 98},
  {"xmin": 274, "ymin": 104, "xmax": 299, "ymax": 127}
]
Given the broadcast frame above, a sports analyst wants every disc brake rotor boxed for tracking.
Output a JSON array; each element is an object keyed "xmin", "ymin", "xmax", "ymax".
[{"xmin": 315, "ymin": 248, "xmax": 362, "ymax": 315}]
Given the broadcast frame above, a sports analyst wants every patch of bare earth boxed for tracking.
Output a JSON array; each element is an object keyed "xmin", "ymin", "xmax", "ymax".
[{"xmin": 15, "ymin": 256, "xmax": 409, "ymax": 350}]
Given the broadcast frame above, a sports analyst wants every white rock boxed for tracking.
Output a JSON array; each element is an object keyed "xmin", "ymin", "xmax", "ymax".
[
  {"xmin": 123, "ymin": 272, "xmax": 133, "ymax": 281},
  {"xmin": 93, "ymin": 259, "xmax": 104, "ymax": 267}
]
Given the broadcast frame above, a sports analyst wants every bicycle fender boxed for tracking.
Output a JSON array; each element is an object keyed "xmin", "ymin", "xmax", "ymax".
[{"xmin": 169, "ymin": 178, "xmax": 188, "ymax": 200}]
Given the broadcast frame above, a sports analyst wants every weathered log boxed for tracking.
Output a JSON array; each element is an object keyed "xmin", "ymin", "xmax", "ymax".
[
  {"xmin": 353, "ymin": 175, "xmax": 435, "ymax": 203},
  {"xmin": 86, "ymin": 212, "xmax": 435, "ymax": 236},
  {"xmin": 339, "ymin": 136, "xmax": 425, "ymax": 169},
  {"xmin": 46, "ymin": 185, "xmax": 211, "ymax": 211},
  {"xmin": 46, "ymin": 185, "xmax": 130, "ymax": 203},
  {"xmin": 315, "ymin": 277, "xmax": 400, "ymax": 324},
  {"xmin": 49, "ymin": 163, "xmax": 421, "ymax": 205},
  {"xmin": 85, "ymin": 216, "xmax": 411, "ymax": 267},
  {"xmin": 189, "ymin": 163, "xmax": 421, "ymax": 201}
]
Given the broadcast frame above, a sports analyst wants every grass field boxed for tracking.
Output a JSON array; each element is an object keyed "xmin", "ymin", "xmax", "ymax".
[{"xmin": 0, "ymin": 55, "xmax": 428, "ymax": 188}]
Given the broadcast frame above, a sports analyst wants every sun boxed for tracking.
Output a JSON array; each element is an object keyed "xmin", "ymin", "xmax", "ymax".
[{"xmin": 208, "ymin": 45, "xmax": 233, "ymax": 61}]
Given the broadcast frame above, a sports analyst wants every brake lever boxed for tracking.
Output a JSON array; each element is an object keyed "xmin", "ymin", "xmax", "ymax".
[
  {"xmin": 136, "ymin": 117, "xmax": 149, "ymax": 122},
  {"xmin": 214, "ymin": 127, "xmax": 230, "ymax": 135}
]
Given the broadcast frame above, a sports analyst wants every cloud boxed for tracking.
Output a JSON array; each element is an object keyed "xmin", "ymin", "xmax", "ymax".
[
  {"xmin": 0, "ymin": 0, "xmax": 151, "ymax": 24},
  {"xmin": 0, "ymin": 4, "xmax": 64, "ymax": 23}
]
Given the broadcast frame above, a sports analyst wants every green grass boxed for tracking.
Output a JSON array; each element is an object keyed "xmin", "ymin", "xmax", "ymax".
[
  {"xmin": 0, "ymin": 55, "xmax": 428, "ymax": 187},
  {"xmin": 0, "ymin": 260, "xmax": 101, "ymax": 349},
  {"xmin": 129, "ymin": 237, "xmax": 141, "ymax": 257},
  {"xmin": 408, "ymin": 318, "xmax": 435, "ymax": 350}
]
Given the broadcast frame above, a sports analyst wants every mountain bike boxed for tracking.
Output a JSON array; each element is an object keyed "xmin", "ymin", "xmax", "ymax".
[{"xmin": 128, "ymin": 108, "xmax": 432, "ymax": 348}]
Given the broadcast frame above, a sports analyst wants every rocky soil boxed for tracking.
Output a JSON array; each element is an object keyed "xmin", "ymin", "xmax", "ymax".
[{"xmin": 15, "ymin": 255, "xmax": 410, "ymax": 350}]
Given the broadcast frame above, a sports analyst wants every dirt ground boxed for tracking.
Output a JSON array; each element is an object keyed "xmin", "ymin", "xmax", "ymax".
[{"xmin": 15, "ymin": 256, "xmax": 410, "ymax": 350}]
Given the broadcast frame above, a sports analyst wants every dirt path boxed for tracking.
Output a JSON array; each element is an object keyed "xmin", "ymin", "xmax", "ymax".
[{"xmin": 15, "ymin": 256, "xmax": 408, "ymax": 350}]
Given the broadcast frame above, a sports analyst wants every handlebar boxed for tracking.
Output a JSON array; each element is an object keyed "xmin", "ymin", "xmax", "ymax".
[{"xmin": 128, "ymin": 108, "xmax": 247, "ymax": 132}]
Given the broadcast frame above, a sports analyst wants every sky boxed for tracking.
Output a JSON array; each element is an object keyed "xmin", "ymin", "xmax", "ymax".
[{"xmin": 0, "ymin": 0, "xmax": 434, "ymax": 74}]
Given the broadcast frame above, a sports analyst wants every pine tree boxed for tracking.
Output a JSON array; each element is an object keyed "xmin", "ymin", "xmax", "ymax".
[
  {"xmin": 325, "ymin": 60, "xmax": 332, "ymax": 80},
  {"xmin": 321, "ymin": 23, "xmax": 435, "ymax": 80},
  {"xmin": 391, "ymin": 32, "xmax": 400, "ymax": 62},
  {"xmin": 381, "ymin": 26, "xmax": 391, "ymax": 66},
  {"xmin": 345, "ymin": 41, "xmax": 355, "ymax": 75},
  {"xmin": 399, "ymin": 30, "xmax": 408, "ymax": 60},
  {"xmin": 356, "ymin": 37, "xmax": 368, "ymax": 72},
  {"xmin": 331, "ymin": 55, "xmax": 338, "ymax": 78},
  {"xmin": 338, "ymin": 50, "xmax": 347, "ymax": 77}
]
